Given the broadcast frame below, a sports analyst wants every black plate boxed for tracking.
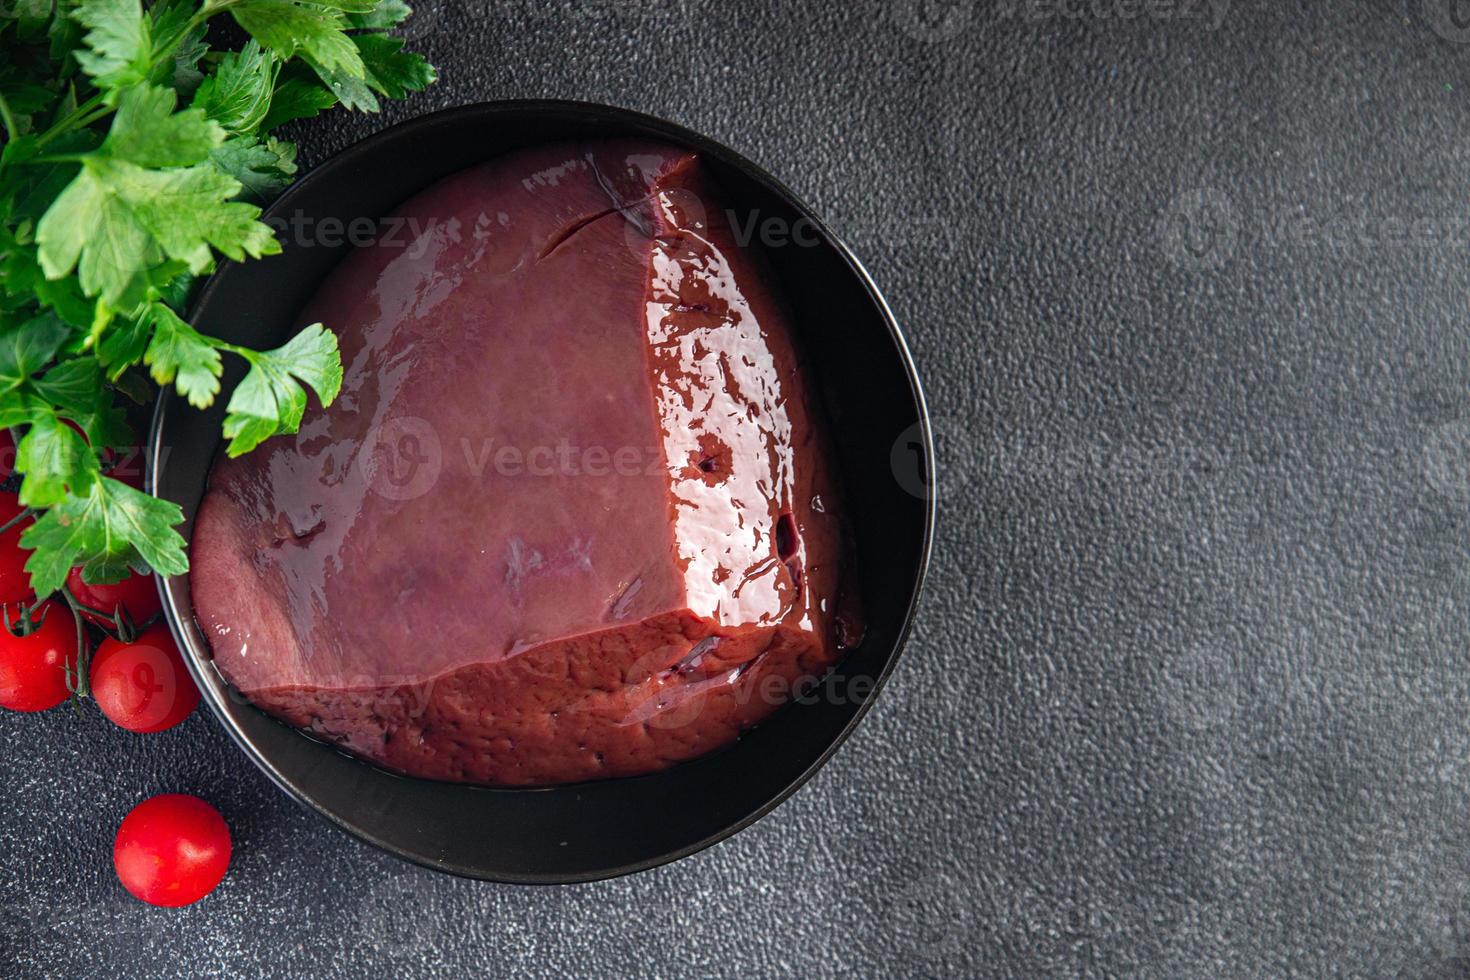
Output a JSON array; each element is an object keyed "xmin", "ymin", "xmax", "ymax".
[{"xmin": 148, "ymin": 100, "xmax": 935, "ymax": 883}]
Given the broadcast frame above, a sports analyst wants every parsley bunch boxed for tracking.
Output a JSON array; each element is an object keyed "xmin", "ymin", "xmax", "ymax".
[{"xmin": 0, "ymin": 0, "xmax": 433, "ymax": 596}]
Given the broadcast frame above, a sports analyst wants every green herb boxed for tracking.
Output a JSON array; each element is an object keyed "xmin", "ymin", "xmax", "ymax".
[{"xmin": 0, "ymin": 0, "xmax": 434, "ymax": 596}]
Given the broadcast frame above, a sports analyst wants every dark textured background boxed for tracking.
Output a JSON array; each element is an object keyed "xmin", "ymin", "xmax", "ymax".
[{"xmin": 6, "ymin": 0, "xmax": 1470, "ymax": 976}]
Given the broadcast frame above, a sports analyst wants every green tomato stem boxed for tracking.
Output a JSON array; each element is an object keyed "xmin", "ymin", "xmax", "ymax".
[
  {"xmin": 60, "ymin": 586, "xmax": 90, "ymax": 699},
  {"xmin": 0, "ymin": 507, "xmax": 35, "ymax": 536}
]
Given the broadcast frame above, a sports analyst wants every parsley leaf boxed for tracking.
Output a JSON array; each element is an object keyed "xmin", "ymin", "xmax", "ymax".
[
  {"xmin": 37, "ymin": 154, "xmax": 278, "ymax": 304},
  {"xmin": 35, "ymin": 357, "xmax": 133, "ymax": 450},
  {"xmin": 209, "ymin": 134, "xmax": 297, "ymax": 202},
  {"xmin": 190, "ymin": 39, "xmax": 276, "ymax": 134},
  {"xmin": 259, "ymin": 73, "xmax": 337, "ymax": 129},
  {"xmin": 32, "ymin": 357, "xmax": 108, "ymax": 411},
  {"xmin": 72, "ymin": 0, "xmax": 152, "ymax": 93},
  {"xmin": 344, "ymin": 0, "xmax": 412, "ymax": 30},
  {"xmin": 0, "ymin": 0, "xmax": 433, "ymax": 596},
  {"xmin": 105, "ymin": 82, "xmax": 224, "ymax": 167},
  {"xmin": 229, "ymin": 0, "xmax": 365, "ymax": 79},
  {"xmin": 21, "ymin": 475, "xmax": 188, "ymax": 593},
  {"xmin": 222, "ymin": 322, "xmax": 341, "ymax": 455},
  {"xmin": 73, "ymin": 0, "xmax": 214, "ymax": 98},
  {"xmin": 143, "ymin": 301, "xmax": 221, "ymax": 408},
  {"xmin": 0, "ymin": 313, "xmax": 72, "ymax": 391},
  {"xmin": 96, "ymin": 306, "xmax": 153, "ymax": 379},
  {"xmin": 305, "ymin": 56, "xmax": 378, "ymax": 112},
  {"xmin": 16, "ymin": 410, "xmax": 100, "ymax": 507},
  {"xmin": 35, "ymin": 164, "xmax": 154, "ymax": 305},
  {"xmin": 353, "ymin": 33, "xmax": 434, "ymax": 100}
]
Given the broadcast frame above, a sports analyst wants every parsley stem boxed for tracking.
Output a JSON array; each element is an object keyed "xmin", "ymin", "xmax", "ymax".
[
  {"xmin": 36, "ymin": 92, "xmax": 106, "ymax": 150},
  {"xmin": 208, "ymin": 340, "xmax": 260, "ymax": 362},
  {"xmin": 0, "ymin": 92, "xmax": 16, "ymax": 180},
  {"xmin": 0, "ymin": 92, "xmax": 17, "ymax": 146},
  {"xmin": 198, "ymin": 0, "xmax": 242, "ymax": 20}
]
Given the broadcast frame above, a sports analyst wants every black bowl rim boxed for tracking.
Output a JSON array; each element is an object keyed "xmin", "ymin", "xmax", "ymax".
[{"xmin": 148, "ymin": 97, "xmax": 936, "ymax": 883}]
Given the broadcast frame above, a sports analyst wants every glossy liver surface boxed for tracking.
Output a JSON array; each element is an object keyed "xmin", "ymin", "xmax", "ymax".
[{"xmin": 190, "ymin": 141, "xmax": 859, "ymax": 785}]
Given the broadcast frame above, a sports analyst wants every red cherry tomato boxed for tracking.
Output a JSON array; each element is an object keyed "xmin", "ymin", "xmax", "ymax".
[
  {"xmin": 66, "ymin": 567, "xmax": 162, "ymax": 629},
  {"xmin": 0, "ymin": 601, "xmax": 76, "ymax": 712},
  {"xmin": 89, "ymin": 625, "xmax": 200, "ymax": 733},
  {"xmin": 0, "ymin": 427, "xmax": 19, "ymax": 521},
  {"xmin": 0, "ymin": 490, "xmax": 23, "ymax": 526},
  {"xmin": 113, "ymin": 794, "xmax": 231, "ymax": 907},
  {"xmin": 0, "ymin": 519, "xmax": 33, "ymax": 606}
]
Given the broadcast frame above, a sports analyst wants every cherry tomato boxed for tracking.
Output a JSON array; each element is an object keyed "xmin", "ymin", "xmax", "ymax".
[
  {"xmin": 0, "ymin": 490, "xmax": 23, "ymax": 526},
  {"xmin": 0, "ymin": 519, "xmax": 33, "ymax": 606},
  {"xmin": 90, "ymin": 625, "xmax": 200, "ymax": 733},
  {"xmin": 66, "ymin": 567, "xmax": 162, "ymax": 629},
  {"xmin": 113, "ymin": 794, "xmax": 231, "ymax": 907},
  {"xmin": 0, "ymin": 428, "xmax": 15, "ymax": 483},
  {"xmin": 0, "ymin": 601, "xmax": 76, "ymax": 712}
]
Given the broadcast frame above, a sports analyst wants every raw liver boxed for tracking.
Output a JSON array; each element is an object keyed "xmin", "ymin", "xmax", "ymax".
[{"xmin": 189, "ymin": 141, "xmax": 857, "ymax": 786}]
